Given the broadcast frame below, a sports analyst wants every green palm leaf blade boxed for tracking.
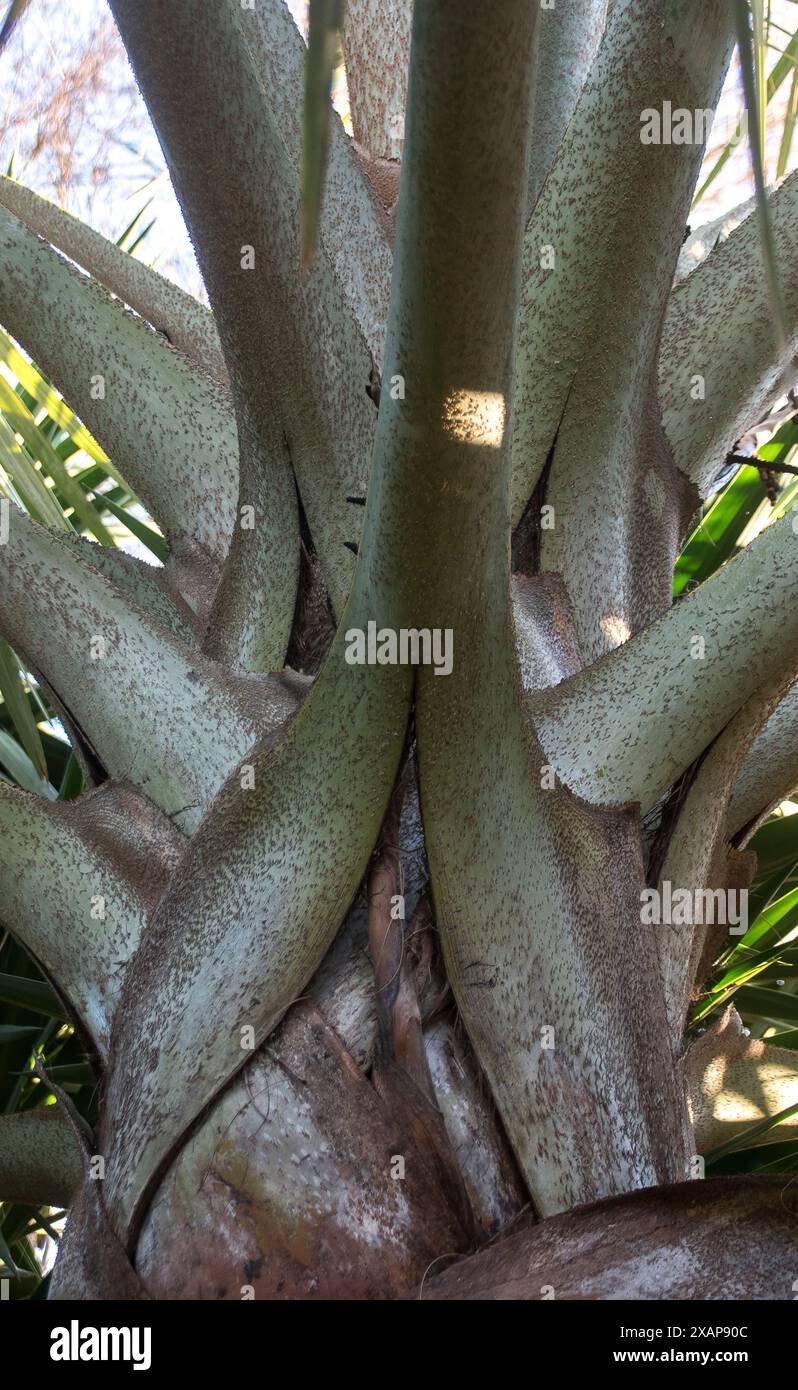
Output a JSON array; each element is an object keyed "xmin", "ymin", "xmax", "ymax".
[{"xmin": 0, "ymin": 641, "xmax": 47, "ymax": 780}]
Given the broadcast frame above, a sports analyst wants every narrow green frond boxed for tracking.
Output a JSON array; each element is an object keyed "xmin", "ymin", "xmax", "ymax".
[
  {"xmin": 0, "ymin": 974, "xmax": 66, "ymax": 1020},
  {"xmin": 0, "ymin": 641, "xmax": 47, "ymax": 780},
  {"xmin": 0, "ymin": 729, "xmax": 57, "ymax": 799},
  {"xmin": 0, "ymin": 369, "xmax": 114, "ymax": 543}
]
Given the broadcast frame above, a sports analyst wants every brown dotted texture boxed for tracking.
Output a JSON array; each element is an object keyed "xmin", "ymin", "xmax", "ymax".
[
  {"xmin": 57, "ymin": 533, "xmax": 201, "ymax": 647},
  {"xmin": 0, "ymin": 1108, "xmax": 83, "ymax": 1210},
  {"xmin": 526, "ymin": 0, "xmax": 607, "ymax": 218},
  {"xmin": 660, "ymin": 167, "xmax": 798, "ymax": 499},
  {"xmin": 675, "ymin": 197, "xmax": 756, "ymax": 285},
  {"xmin": 424, "ymin": 1019, "xmax": 528, "ymax": 1237},
  {"xmin": 729, "ymin": 677, "xmax": 798, "ymax": 836},
  {"xmin": 10, "ymin": 0, "xmax": 798, "ymax": 1298},
  {"xmin": 353, "ymin": 145, "xmax": 401, "ymax": 235},
  {"xmin": 422, "ymin": 1177, "xmax": 798, "ymax": 1300},
  {"xmin": 0, "ymin": 780, "xmax": 184, "ymax": 1057},
  {"xmin": 512, "ymin": 572, "xmax": 584, "ymax": 691},
  {"xmin": 0, "ymin": 174, "xmax": 228, "ymax": 388},
  {"xmin": 531, "ymin": 512, "xmax": 798, "ymax": 815},
  {"xmin": 111, "ymin": 0, "xmax": 379, "ymax": 674},
  {"xmin": 343, "ymin": 0, "xmax": 412, "ymax": 165},
  {"xmin": 0, "ymin": 509, "xmax": 296, "ymax": 831},
  {"xmin": 423, "ymin": 671, "xmax": 692, "ymax": 1213},
  {"xmin": 49, "ymin": 1170, "xmax": 149, "ymax": 1301},
  {"xmin": 238, "ymin": 0, "xmax": 392, "ymax": 364},
  {"xmin": 97, "ymin": 0, "xmax": 551, "ymax": 1248},
  {"xmin": 0, "ymin": 207, "xmax": 240, "ymax": 566},
  {"xmin": 101, "ymin": 647, "xmax": 412, "ymax": 1241},
  {"xmin": 308, "ymin": 766, "xmax": 527, "ymax": 1239},
  {"xmin": 658, "ymin": 664, "xmax": 798, "ymax": 1050},
  {"xmin": 349, "ymin": 0, "xmax": 690, "ymax": 1215},
  {"xmin": 87, "ymin": 768, "xmax": 520, "ymax": 1290},
  {"xmin": 513, "ymin": 0, "xmax": 734, "ymax": 663}
]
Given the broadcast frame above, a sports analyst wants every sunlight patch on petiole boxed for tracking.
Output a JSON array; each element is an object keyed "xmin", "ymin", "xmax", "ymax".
[{"xmin": 441, "ymin": 390, "xmax": 506, "ymax": 449}]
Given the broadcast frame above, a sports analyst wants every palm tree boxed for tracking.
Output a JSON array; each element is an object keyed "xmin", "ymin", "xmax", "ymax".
[{"xmin": 1, "ymin": 0, "xmax": 797, "ymax": 1300}]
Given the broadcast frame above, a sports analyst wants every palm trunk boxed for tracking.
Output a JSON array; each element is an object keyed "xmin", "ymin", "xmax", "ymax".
[{"xmin": 1, "ymin": 0, "xmax": 797, "ymax": 1302}]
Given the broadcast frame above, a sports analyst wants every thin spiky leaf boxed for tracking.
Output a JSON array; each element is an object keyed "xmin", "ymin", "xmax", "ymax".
[{"xmin": 0, "ymin": 639, "xmax": 47, "ymax": 779}]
